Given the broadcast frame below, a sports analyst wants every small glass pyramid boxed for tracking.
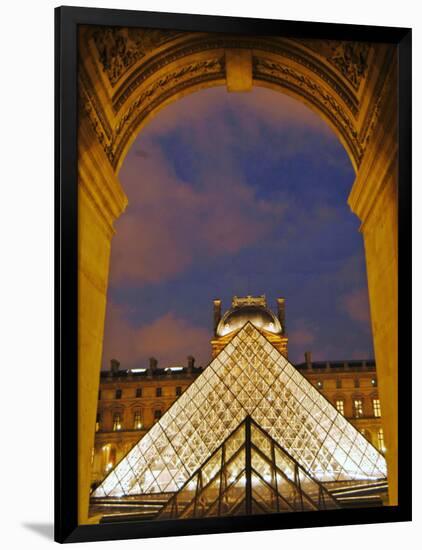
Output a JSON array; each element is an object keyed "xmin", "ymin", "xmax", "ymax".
[
  {"xmin": 158, "ymin": 415, "xmax": 339, "ymax": 519},
  {"xmin": 93, "ymin": 322, "xmax": 387, "ymax": 499}
]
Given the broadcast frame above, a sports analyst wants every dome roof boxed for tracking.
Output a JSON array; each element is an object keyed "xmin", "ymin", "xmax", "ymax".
[{"xmin": 216, "ymin": 304, "xmax": 282, "ymax": 337}]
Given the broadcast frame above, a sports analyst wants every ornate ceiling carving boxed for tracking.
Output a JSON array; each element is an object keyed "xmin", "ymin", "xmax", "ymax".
[
  {"xmin": 80, "ymin": 55, "xmax": 226, "ymax": 166},
  {"xmin": 79, "ymin": 27, "xmax": 389, "ymax": 172},
  {"xmin": 252, "ymin": 57, "xmax": 361, "ymax": 163},
  {"xmin": 299, "ymin": 40, "xmax": 370, "ymax": 89},
  {"xmin": 92, "ymin": 27, "xmax": 182, "ymax": 85}
]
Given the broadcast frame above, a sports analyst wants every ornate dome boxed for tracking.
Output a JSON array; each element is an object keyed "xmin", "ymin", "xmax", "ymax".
[{"xmin": 216, "ymin": 304, "xmax": 282, "ymax": 337}]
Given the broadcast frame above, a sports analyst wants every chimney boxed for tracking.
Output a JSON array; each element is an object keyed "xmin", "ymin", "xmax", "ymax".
[
  {"xmin": 213, "ymin": 299, "xmax": 222, "ymax": 334},
  {"xmin": 110, "ymin": 358, "xmax": 120, "ymax": 375},
  {"xmin": 304, "ymin": 351, "xmax": 312, "ymax": 368},
  {"xmin": 276, "ymin": 298, "xmax": 286, "ymax": 334},
  {"xmin": 187, "ymin": 355, "xmax": 195, "ymax": 373},
  {"xmin": 148, "ymin": 357, "xmax": 158, "ymax": 375}
]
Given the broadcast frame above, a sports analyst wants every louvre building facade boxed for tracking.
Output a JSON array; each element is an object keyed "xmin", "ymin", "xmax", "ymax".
[{"xmin": 91, "ymin": 297, "xmax": 387, "ymax": 521}]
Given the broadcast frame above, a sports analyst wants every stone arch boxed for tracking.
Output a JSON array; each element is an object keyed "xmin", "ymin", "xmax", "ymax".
[
  {"xmin": 78, "ymin": 26, "xmax": 398, "ymax": 522},
  {"xmin": 80, "ymin": 29, "xmax": 372, "ymax": 174}
]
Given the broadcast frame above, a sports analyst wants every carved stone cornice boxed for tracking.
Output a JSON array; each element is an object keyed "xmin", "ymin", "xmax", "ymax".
[
  {"xmin": 299, "ymin": 40, "xmax": 370, "ymax": 90},
  {"xmin": 252, "ymin": 56, "xmax": 362, "ymax": 166},
  {"xmin": 113, "ymin": 57, "xmax": 225, "ymax": 165},
  {"xmin": 110, "ymin": 35, "xmax": 359, "ymax": 116},
  {"xmin": 357, "ymin": 48, "xmax": 395, "ymax": 152},
  {"xmin": 79, "ymin": 66, "xmax": 115, "ymax": 164},
  {"xmin": 116, "ymin": 57, "xmax": 224, "ymax": 138},
  {"xmin": 79, "ymin": 53, "xmax": 226, "ymax": 167},
  {"xmin": 79, "ymin": 30, "xmax": 380, "ymax": 172},
  {"xmin": 92, "ymin": 27, "xmax": 182, "ymax": 86},
  {"xmin": 348, "ymin": 78, "xmax": 397, "ymax": 227}
]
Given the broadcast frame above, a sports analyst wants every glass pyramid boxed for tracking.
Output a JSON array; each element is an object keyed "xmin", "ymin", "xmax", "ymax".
[
  {"xmin": 93, "ymin": 323, "xmax": 387, "ymax": 499},
  {"xmin": 158, "ymin": 416, "xmax": 339, "ymax": 519}
]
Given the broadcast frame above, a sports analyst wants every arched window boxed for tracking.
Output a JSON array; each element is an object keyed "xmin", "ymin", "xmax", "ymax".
[
  {"xmin": 133, "ymin": 410, "xmax": 142, "ymax": 429},
  {"xmin": 378, "ymin": 428, "xmax": 386, "ymax": 453},
  {"xmin": 372, "ymin": 398, "xmax": 381, "ymax": 417},
  {"xmin": 335, "ymin": 399, "xmax": 345, "ymax": 416},
  {"xmin": 113, "ymin": 412, "xmax": 122, "ymax": 431},
  {"xmin": 353, "ymin": 398, "xmax": 364, "ymax": 418}
]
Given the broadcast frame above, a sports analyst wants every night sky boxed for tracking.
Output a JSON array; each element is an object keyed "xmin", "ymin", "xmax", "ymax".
[{"xmin": 102, "ymin": 87, "xmax": 374, "ymax": 370}]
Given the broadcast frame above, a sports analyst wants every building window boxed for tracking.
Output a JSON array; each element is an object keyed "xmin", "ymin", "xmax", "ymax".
[
  {"xmin": 371, "ymin": 377, "xmax": 378, "ymax": 387},
  {"xmin": 373, "ymin": 398, "xmax": 381, "ymax": 417},
  {"xmin": 95, "ymin": 413, "xmax": 101, "ymax": 432},
  {"xmin": 378, "ymin": 428, "xmax": 386, "ymax": 453},
  {"xmin": 113, "ymin": 413, "xmax": 122, "ymax": 431},
  {"xmin": 176, "ymin": 386, "xmax": 182, "ymax": 396},
  {"xmin": 156, "ymin": 387, "xmax": 162, "ymax": 397},
  {"xmin": 154, "ymin": 409, "xmax": 162, "ymax": 420},
  {"xmin": 336, "ymin": 400, "xmax": 345, "ymax": 416},
  {"xmin": 336, "ymin": 379, "xmax": 342, "ymax": 389},
  {"xmin": 353, "ymin": 399, "xmax": 364, "ymax": 418},
  {"xmin": 316, "ymin": 380, "xmax": 323, "ymax": 389},
  {"xmin": 115, "ymin": 389, "xmax": 122, "ymax": 399},
  {"xmin": 133, "ymin": 411, "xmax": 142, "ymax": 430},
  {"xmin": 354, "ymin": 378, "xmax": 360, "ymax": 388},
  {"xmin": 136, "ymin": 388, "xmax": 142, "ymax": 398}
]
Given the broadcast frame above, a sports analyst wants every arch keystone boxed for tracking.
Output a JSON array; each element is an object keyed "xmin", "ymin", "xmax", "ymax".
[{"xmin": 225, "ymin": 49, "xmax": 253, "ymax": 92}]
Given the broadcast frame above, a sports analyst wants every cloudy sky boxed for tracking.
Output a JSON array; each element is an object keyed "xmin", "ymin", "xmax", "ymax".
[{"xmin": 102, "ymin": 86, "xmax": 373, "ymax": 370}]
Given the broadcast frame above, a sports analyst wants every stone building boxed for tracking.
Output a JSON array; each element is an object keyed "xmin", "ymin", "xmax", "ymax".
[
  {"xmin": 92, "ymin": 357, "xmax": 203, "ymax": 486},
  {"xmin": 77, "ymin": 28, "xmax": 399, "ymax": 521},
  {"xmin": 92, "ymin": 296, "xmax": 383, "ymax": 490}
]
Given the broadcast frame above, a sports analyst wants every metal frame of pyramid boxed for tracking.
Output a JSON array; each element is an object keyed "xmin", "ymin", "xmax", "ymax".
[
  {"xmin": 158, "ymin": 415, "xmax": 340, "ymax": 519},
  {"xmin": 93, "ymin": 322, "xmax": 387, "ymax": 499}
]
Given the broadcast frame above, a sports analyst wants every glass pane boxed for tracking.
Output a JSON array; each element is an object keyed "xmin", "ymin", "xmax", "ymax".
[{"xmin": 93, "ymin": 324, "xmax": 387, "ymax": 499}]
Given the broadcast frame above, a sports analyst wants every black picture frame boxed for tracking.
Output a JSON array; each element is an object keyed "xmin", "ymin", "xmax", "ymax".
[{"xmin": 55, "ymin": 5, "xmax": 412, "ymax": 544}]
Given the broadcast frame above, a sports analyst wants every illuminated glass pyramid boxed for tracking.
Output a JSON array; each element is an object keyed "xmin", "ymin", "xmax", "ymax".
[
  {"xmin": 158, "ymin": 416, "xmax": 339, "ymax": 519},
  {"xmin": 93, "ymin": 322, "xmax": 387, "ymax": 499}
]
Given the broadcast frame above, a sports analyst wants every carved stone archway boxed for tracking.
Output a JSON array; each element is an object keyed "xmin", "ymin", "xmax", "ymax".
[{"xmin": 78, "ymin": 27, "xmax": 398, "ymax": 523}]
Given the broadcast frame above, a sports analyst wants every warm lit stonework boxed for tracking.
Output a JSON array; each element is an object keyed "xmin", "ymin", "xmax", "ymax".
[
  {"xmin": 79, "ymin": 27, "xmax": 398, "ymax": 522},
  {"xmin": 211, "ymin": 296, "xmax": 288, "ymax": 357},
  {"xmin": 91, "ymin": 297, "xmax": 386, "ymax": 520},
  {"xmin": 92, "ymin": 358, "xmax": 203, "ymax": 486}
]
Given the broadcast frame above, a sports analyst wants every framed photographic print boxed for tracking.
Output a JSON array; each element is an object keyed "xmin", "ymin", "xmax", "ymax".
[{"xmin": 55, "ymin": 5, "xmax": 412, "ymax": 543}]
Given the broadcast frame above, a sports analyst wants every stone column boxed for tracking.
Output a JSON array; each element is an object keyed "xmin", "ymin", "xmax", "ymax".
[
  {"xmin": 78, "ymin": 117, "xmax": 128, "ymax": 523},
  {"xmin": 348, "ymin": 62, "xmax": 398, "ymax": 504}
]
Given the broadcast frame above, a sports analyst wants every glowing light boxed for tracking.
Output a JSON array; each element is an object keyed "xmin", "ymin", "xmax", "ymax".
[
  {"xmin": 93, "ymin": 323, "xmax": 387, "ymax": 499},
  {"xmin": 165, "ymin": 367, "xmax": 184, "ymax": 372},
  {"xmin": 131, "ymin": 368, "xmax": 147, "ymax": 373}
]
